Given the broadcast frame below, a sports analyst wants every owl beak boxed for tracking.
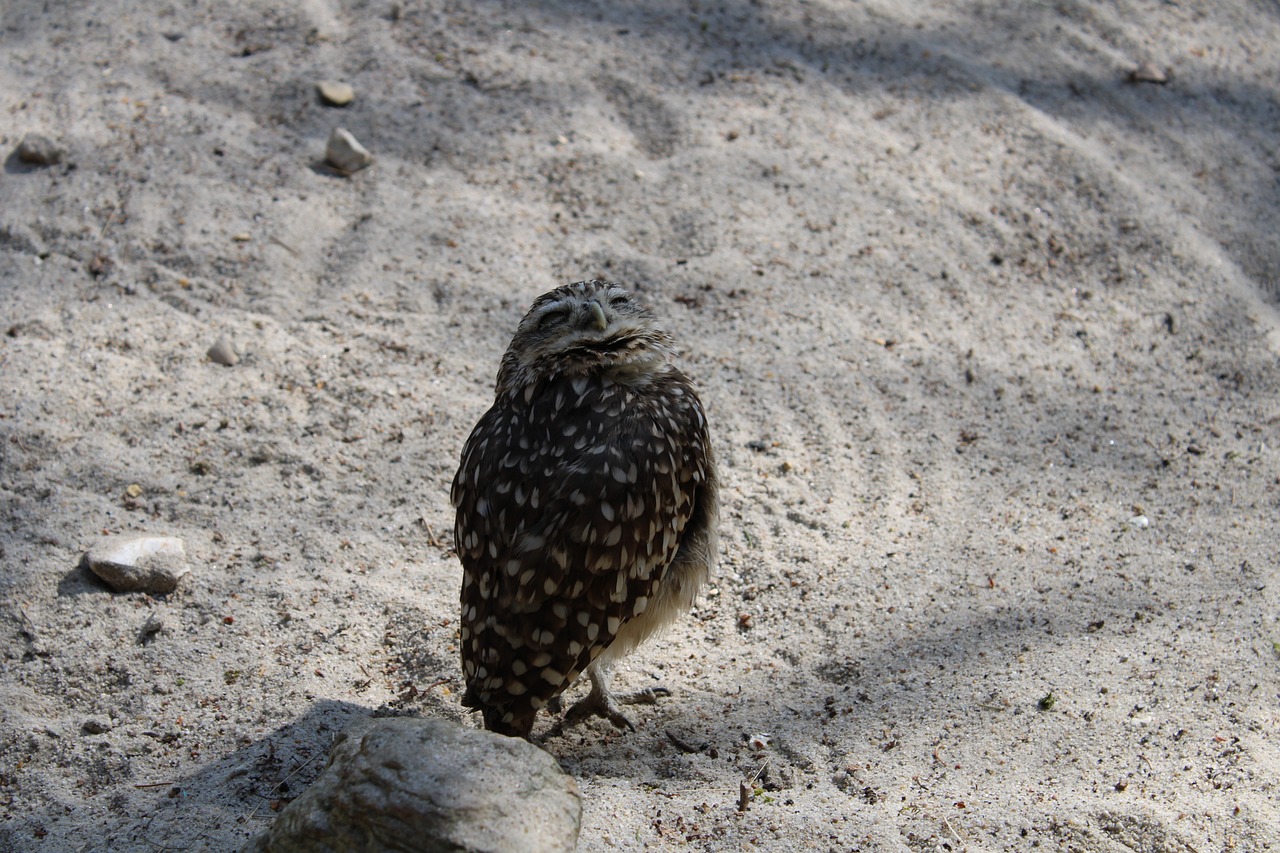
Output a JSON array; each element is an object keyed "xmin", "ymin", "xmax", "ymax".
[{"xmin": 587, "ymin": 300, "xmax": 608, "ymax": 331}]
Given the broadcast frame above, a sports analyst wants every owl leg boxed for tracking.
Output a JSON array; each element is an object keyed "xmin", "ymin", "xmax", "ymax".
[{"xmin": 563, "ymin": 662, "xmax": 670, "ymax": 731}]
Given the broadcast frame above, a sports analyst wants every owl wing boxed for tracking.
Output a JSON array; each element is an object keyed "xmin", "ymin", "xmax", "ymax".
[{"xmin": 453, "ymin": 375, "xmax": 712, "ymax": 732}]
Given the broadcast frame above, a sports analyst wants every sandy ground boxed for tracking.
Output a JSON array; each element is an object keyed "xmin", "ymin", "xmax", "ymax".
[{"xmin": 2, "ymin": 1, "xmax": 1279, "ymax": 850}]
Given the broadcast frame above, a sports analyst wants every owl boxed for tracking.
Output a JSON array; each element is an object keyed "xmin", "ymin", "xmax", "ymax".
[{"xmin": 452, "ymin": 280, "xmax": 718, "ymax": 738}]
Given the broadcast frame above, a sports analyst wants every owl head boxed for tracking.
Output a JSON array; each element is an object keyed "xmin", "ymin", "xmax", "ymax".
[{"xmin": 496, "ymin": 280, "xmax": 677, "ymax": 393}]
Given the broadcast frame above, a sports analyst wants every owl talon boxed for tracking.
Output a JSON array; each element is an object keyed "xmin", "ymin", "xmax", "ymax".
[
  {"xmin": 564, "ymin": 691, "xmax": 636, "ymax": 731},
  {"xmin": 563, "ymin": 681, "xmax": 671, "ymax": 731},
  {"xmin": 620, "ymin": 686, "xmax": 671, "ymax": 706}
]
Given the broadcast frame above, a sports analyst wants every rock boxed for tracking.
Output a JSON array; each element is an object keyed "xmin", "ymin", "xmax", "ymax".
[
  {"xmin": 317, "ymin": 81, "xmax": 355, "ymax": 107},
  {"xmin": 138, "ymin": 613, "xmax": 165, "ymax": 645},
  {"xmin": 87, "ymin": 251, "xmax": 114, "ymax": 278},
  {"xmin": 82, "ymin": 718, "xmax": 112, "ymax": 735},
  {"xmin": 325, "ymin": 128, "xmax": 373, "ymax": 173},
  {"xmin": 1128, "ymin": 62, "xmax": 1168, "ymax": 84},
  {"xmin": 85, "ymin": 536, "xmax": 188, "ymax": 594},
  {"xmin": 243, "ymin": 717, "xmax": 581, "ymax": 853},
  {"xmin": 15, "ymin": 133, "xmax": 66, "ymax": 166},
  {"xmin": 208, "ymin": 335, "xmax": 240, "ymax": 366}
]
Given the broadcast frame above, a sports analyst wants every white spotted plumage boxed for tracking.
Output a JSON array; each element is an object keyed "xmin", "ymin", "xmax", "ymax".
[{"xmin": 452, "ymin": 280, "xmax": 718, "ymax": 738}]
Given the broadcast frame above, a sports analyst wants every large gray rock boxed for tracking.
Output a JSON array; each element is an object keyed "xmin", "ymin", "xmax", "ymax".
[{"xmin": 244, "ymin": 717, "xmax": 580, "ymax": 853}]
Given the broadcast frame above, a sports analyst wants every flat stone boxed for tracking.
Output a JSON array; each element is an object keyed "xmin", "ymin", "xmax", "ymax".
[
  {"xmin": 317, "ymin": 81, "xmax": 355, "ymax": 107},
  {"xmin": 1128, "ymin": 62, "xmax": 1168, "ymax": 84},
  {"xmin": 85, "ymin": 536, "xmax": 188, "ymax": 594},
  {"xmin": 325, "ymin": 128, "xmax": 373, "ymax": 173},
  {"xmin": 16, "ymin": 133, "xmax": 66, "ymax": 166},
  {"xmin": 243, "ymin": 717, "xmax": 581, "ymax": 853}
]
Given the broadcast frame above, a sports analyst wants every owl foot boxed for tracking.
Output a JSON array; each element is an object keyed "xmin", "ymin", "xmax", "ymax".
[
  {"xmin": 563, "ymin": 680, "xmax": 671, "ymax": 731},
  {"xmin": 620, "ymin": 686, "xmax": 671, "ymax": 706}
]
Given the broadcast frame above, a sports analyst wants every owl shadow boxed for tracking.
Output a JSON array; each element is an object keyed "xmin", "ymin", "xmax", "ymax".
[
  {"xmin": 543, "ymin": 570, "xmax": 1174, "ymax": 797},
  {"xmin": 109, "ymin": 698, "xmax": 486, "ymax": 848},
  {"xmin": 102, "ymin": 699, "xmax": 369, "ymax": 850}
]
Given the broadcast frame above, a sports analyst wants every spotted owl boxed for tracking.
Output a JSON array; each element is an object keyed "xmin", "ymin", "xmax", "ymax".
[{"xmin": 452, "ymin": 280, "xmax": 718, "ymax": 739}]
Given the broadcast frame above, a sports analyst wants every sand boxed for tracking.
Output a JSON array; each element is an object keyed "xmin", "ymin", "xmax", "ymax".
[{"xmin": 2, "ymin": 1, "xmax": 1278, "ymax": 850}]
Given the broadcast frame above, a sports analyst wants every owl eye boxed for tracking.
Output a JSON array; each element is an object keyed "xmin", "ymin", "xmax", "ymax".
[
  {"xmin": 608, "ymin": 293, "xmax": 629, "ymax": 307},
  {"xmin": 538, "ymin": 308, "xmax": 569, "ymax": 329}
]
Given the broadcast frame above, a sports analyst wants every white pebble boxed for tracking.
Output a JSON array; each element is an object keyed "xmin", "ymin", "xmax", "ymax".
[
  {"xmin": 325, "ymin": 127, "xmax": 373, "ymax": 173},
  {"xmin": 207, "ymin": 335, "xmax": 239, "ymax": 366},
  {"xmin": 85, "ymin": 535, "xmax": 188, "ymax": 594},
  {"xmin": 317, "ymin": 80, "xmax": 355, "ymax": 106}
]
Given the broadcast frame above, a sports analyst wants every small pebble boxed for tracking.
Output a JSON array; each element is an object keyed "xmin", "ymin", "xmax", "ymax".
[
  {"xmin": 87, "ymin": 252, "xmax": 114, "ymax": 278},
  {"xmin": 16, "ymin": 133, "xmax": 66, "ymax": 166},
  {"xmin": 325, "ymin": 127, "xmax": 373, "ymax": 173},
  {"xmin": 317, "ymin": 80, "xmax": 355, "ymax": 106},
  {"xmin": 1128, "ymin": 62, "xmax": 1168, "ymax": 84},
  {"xmin": 85, "ymin": 535, "xmax": 189, "ymax": 594},
  {"xmin": 139, "ymin": 613, "xmax": 165, "ymax": 644},
  {"xmin": 82, "ymin": 718, "xmax": 112, "ymax": 735},
  {"xmin": 208, "ymin": 335, "xmax": 239, "ymax": 366}
]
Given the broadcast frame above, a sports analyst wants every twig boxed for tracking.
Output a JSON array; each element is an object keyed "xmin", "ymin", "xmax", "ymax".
[
  {"xmin": 251, "ymin": 746, "xmax": 327, "ymax": 803},
  {"xmin": 420, "ymin": 519, "xmax": 448, "ymax": 550},
  {"xmin": 99, "ymin": 200, "xmax": 119, "ymax": 239},
  {"xmin": 268, "ymin": 235, "xmax": 301, "ymax": 257},
  {"xmin": 942, "ymin": 814, "xmax": 964, "ymax": 844},
  {"xmin": 738, "ymin": 761, "xmax": 769, "ymax": 812},
  {"xmin": 17, "ymin": 607, "xmax": 38, "ymax": 639}
]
